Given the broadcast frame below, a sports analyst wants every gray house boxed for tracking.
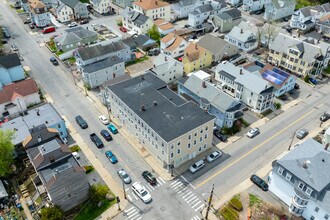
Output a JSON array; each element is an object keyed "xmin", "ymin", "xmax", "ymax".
[
  {"xmin": 197, "ymin": 34, "xmax": 239, "ymax": 62},
  {"xmin": 54, "ymin": 26, "xmax": 98, "ymax": 52},
  {"xmin": 81, "ymin": 56, "xmax": 126, "ymax": 88},
  {"xmin": 113, "ymin": 0, "xmax": 134, "ymax": 9},
  {"xmin": 23, "ymin": 125, "xmax": 89, "ymax": 212},
  {"xmin": 269, "ymin": 139, "xmax": 330, "ymax": 220},
  {"xmin": 75, "ymin": 41, "xmax": 131, "ymax": 67},
  {"xmin": 56, "ymin": 0, "xmax": 89, "ymax": 21},
  {"xmin": 122, "ymin": 34, "xmax": 158, "ymax": 51},
  {"xmin": 178, "ymin": 70, "xmax": 245, "ymax": 128},
  {"xmin": 210, "ymin": 8, "xmax": 242, "ymax": 33}
]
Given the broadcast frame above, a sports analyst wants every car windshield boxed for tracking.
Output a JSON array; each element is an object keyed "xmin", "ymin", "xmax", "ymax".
[
  {"xmin": 122, "ymin": 174, "xmax": 129, "ymax": 179},
  {"xmin": 141, "ymin": 191, "xmax": 148, "ymax": 197},
  {"xmin": 210, "ymin": 154, "xmax": 215, "ymax": 158},
  {"xmin": 192, "ymin": 164, "xmax": 198, "ymax": 168}
]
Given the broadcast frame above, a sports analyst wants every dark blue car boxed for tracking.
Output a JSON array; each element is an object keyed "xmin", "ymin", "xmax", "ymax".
[{"xmin": 105, "ymin": 150, "xmax": 118, "ymax": 164}]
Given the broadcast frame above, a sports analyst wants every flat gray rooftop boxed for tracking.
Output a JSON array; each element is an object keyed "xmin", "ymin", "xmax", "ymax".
[{"xmin": 107, "ymin": 72, "xmax": 214, "ymax": 142}]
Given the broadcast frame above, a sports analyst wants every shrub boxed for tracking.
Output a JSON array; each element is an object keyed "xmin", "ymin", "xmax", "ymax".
[
  {"xmin": 249, "ymin": 194, "xmax": 262, "ymax": 207},
  {"xmin": 275, "ymin": 102, "xmax": 281, "ymax": 109},
  {"xmin": 70, "ymin": 145, "xmax": 80, "ymax": 152},
  {"xmin": 229, "ymin": 196, "xmax": 243, "ymax": 212},
  {"xmin": 220, "ymin": 205, "xmax": 239, "ymax": 220},
  {"xmin": 304, "ymin": 74, "xmax": 310, "ymax": 83},
  {"xmin": 84, "ymin": 165, "xmax": 94, "ymax": 174}
]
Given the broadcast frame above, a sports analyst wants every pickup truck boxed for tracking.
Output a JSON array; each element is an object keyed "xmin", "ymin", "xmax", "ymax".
[{"xmin": 90, "ymin": 133, "xmax": 104, "ymax": 148}]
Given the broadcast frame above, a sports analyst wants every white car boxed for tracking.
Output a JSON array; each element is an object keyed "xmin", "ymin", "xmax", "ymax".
[
  {"xmin": 72, "ymin": 152, "xmax": 80, "ymax": 160},
  {"xmin": 207, "ymin": 150, "xmax": 222, "ymax": 163},
  {"xmin": 189, "ymin": 160, "xmax": 205, "ymax": 174},
  {"xmin": 68, "ymin": 22, "xmax": 78, "ymax": 28},
  {"xmin": 131, "ymin": 182, "xmax": 151, "ymax": 203},
  {"xmin": 247, "ymin": 128, "xmax": 260, "ymax": 138},
  {"xmin": 98, "ymin": 115, "xmax": 109, "ymax": 125}
]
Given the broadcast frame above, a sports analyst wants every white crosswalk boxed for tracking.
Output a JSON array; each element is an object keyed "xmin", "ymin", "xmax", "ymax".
[
  {"xmin": 191, "ymin": 215, "xmax": 201, "ymax": 220},
  {"xmin": 124, "ymin": 207, "xmax": 141, "ymax": 220},
  {"xmin": 170, "ymin": 179, "xmax": 205, "ymax": 213}
]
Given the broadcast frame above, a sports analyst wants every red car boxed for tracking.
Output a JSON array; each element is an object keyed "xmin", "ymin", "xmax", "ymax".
[{"xmin": 119, "ymin": 27, "xmax": 127, "ymax": 33}]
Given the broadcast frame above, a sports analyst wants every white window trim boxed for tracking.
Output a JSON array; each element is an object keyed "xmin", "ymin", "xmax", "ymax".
[
  {"xmin": 298, "ymin": 182, "xmax": 305, "ymax": 190},
  {"xmin": 278, "ymin": 166, "xmax": 284, "ymax": 175},
  {"xmin": 305, "ymin": 187, "xmax": 313, "ymax": 196},
  {"xmin": 286, "ymin": 172, "xmax": 292, "ymax": 181}
]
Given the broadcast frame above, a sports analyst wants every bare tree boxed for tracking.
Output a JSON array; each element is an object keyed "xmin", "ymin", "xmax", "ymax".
[
  {"xmin": 256, "ymin": 23, "xmax": 264, "ymax": 48},
  {"xmin": 265, "ymin": 22, "xmax": 278, "ymax": 49}
]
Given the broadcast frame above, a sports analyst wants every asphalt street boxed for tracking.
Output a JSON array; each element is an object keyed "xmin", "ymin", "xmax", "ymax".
[{"xmin": 0, "ymin": 2, "xmax": 203, "ymax": 220}]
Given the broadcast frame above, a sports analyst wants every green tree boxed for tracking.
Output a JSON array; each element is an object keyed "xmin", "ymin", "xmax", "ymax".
[
  {"xmin": 147, "ymin": 25, "xmax": 161, "ymax": 43},
  {"xmin": 89, "ymin": 183, "xmax": 110, "ymax": 204},
  {"xmin": 304, "ymin": 74, "xmax": 310, "ymax": 83},
  {"xmin": 0, "ymin": 130, "xmax": 15, "ymax": 177},
  {"xmin": 40, "ymin": 206, "xmax": 64, "ymax": 220}
]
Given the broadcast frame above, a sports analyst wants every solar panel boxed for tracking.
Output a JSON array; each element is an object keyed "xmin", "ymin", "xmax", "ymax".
[{"xmin": 262, "ymin": 69, "xmax": 286, "ymax": 86}]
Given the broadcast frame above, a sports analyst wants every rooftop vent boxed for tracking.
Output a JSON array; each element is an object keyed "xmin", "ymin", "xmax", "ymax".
[
  {"xmin": 153, "ymin": 101, "xmax": 157, "ymax": 106},
  {"xmin": 240, "ymin": 29, "xmax": 243, "ymax": 34},
  {"xmin": 302, "ymin": 160, "xmax": 310, "ymax": 169},
  {"xmin": 37, "ymin": 135, "xmax": 42, "ymax": 143},
  {"xmin": 141, "ymin": 104, "xmax": 146, "ymax": 111},
  {"xmin": 239, "ymin": 69, "xmax": 243, "ymax": 75},
  {"xmin": 202, "ymin": 81, "xmax": 206, "ymax": 88}
]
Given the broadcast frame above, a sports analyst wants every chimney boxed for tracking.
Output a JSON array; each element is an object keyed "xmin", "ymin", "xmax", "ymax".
[
  {"xmin": 239, "ymin": 69, "xmax": 243, "ymax": 75},
  {"xmin": 325, "ymin": 143, "xmax": 329, "ymax": 151},
  {"xmin": 302, "ymin": 160, "xmax": 309, "ymax": 169},
  {"xmin": 153, "ymin": 101, "xmax": 157, "ymax": 106},
  {"xmin": 37, "ymin": 135, "xmax": 42, "ymax": 142},
  {"xmin": 240, "ymin": 29, "xmax": 243, "ymax": 34},
  {"xmin": 155, "ymin": 0, "xmax": 158, "ymax": 5},
  {"xmin": 202, "ymin": 81, "xmax": 206, "ymax": 88},
  {"xmin": 141, "ymin": 104, "xmax": 146, "ymax": 111},
  {"xmin": 113, "ymin": 73, "xmax": 116, "ymax": 78}
]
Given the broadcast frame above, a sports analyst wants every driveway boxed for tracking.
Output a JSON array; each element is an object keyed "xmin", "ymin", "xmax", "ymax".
[{"xmin": 125, "ymin": 56, "xmax": 155, "ymax": 77}]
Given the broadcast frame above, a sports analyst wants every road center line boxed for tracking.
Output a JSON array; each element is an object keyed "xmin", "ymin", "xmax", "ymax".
[{"xmin": 195, "ymin": 106, "xmax": 319, "ymax": 189}]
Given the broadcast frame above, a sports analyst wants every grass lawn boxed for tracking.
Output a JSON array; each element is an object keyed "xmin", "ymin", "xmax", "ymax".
[
  {"xmin": 74, "ymin": 199, "xmax": 116, "ymax": 220},
  {"xmin": 249, "ymin": 194, "xmax": 262, "ymax": 207},
  {"xmin": 55, "ymin": 50, "xmax": 64, "ymax": 56},
  {"xmin": 325, "ymin": 65, "xmax": 330, "ymax": 74},
  {"xmin": 16, "ymin": 9, "xmax": 24, "ymax": 13},
  {"xmin": 79, "ymin": 0, "xmax": 90, "ymax": 3},
  {"xmin": 125, "ymin": 56, "xmax": 149, "ymax": 66},
  {"xmin": 295, "ymin": 0, "xmax": 320, "ymax": 9}
]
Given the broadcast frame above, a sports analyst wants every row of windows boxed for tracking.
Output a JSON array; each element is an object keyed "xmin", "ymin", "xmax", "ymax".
[{"xmin": 170, "ymin": 144, "xmax": 207, "ymax": 158}]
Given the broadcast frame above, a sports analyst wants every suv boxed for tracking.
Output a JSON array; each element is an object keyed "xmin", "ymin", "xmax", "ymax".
[
  {"xmin": 250, "ymin": 174, "xmax": 268, "ymax": 191},
  {"xmin": 189, "ymin": 160, "xmax": 205, "ymax": 174},
  {"xmin": 132, "ymin": 182, "xmax": 152, "ymax": 203},
  {"xmin": 320, "ymin": 112, "xmax": 330, "ymax": 122},
  {"xmin": 296, "ymin": 129, "xmax": 308, "ymax": 139},
  {"xmin": 75, "ymin": 115, "xmax": 88, "ymax": 129},
  {"xmin": 142, "ymin": 171, "xmax": 157, "ymax": 185}
]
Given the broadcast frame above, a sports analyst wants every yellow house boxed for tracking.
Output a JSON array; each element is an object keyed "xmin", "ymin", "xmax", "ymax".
[{"xmin": 182, "ymin": 43, "xmax": 212, "ymax": 74}]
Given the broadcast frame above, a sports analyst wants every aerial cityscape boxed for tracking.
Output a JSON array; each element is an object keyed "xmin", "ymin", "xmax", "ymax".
[{"xmin": 0, "ymin": 0, "xmax": 329, "ymax": 219}]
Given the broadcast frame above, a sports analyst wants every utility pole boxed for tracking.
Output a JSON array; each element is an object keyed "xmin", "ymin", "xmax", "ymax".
[
  {"xmin": 205, "ymin": 184, "xmax": 214, "ymax": 220},
  {"xmin": 288, "ymin": 130, "xmax": 296, "ymax": 151},
  {"xmin": 116, "ymin": 196, "xmax": 121, "ymax": 211},
  {"xmin": 122, "ymin": 179, "xmax": 127, "ymax": 200}
]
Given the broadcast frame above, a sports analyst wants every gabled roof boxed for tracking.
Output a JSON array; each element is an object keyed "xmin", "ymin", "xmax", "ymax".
[
  {"xmin": 122, "ymin": 7, "xmax": 151, "ymax": 26},
  {"xmin": 178, "ymin": 0, "xmax": 197, "ymax": 6},
  {"xmin": 82, "ymin": 56, "xmax": 124, "ymax": 73},
  {"xmin": 269, "ymin": 0, "xmax": 296, "ymax": 9},
  {"xmin": 195, "ymin": 4, "xmax": 213, "ymax": 13},
  {"xmin": 133, "ymin": 0, "xmax": 170, "ymax": 10},
  {"xmin": 77, "ymin": 41, "xmax": 129, "ymax": 61},
  {"xmin": 161, "ymin": 33, "xmax": 186, "ymax": 52},
  {"xmin": 184, "ymin": 43, "xmax": 208, "ymax": 62},
  {"xmin": 197, "ymin": 34, "xmax": 238, "ymax": 56},
  {"xmin": 277, "ymin": 139, "xmax": 330, "ymax": 192},
  {"xmin": 154, "ymin": 19, "xmax": 174, "ymax": 31},
  {"xmin": 225, "ymin": 8, "xmax": 241, "ymax": 20},
  {"xmin": 55, "ymin": 26, "xmax": 97, "ymax": 45},
  {"xmin": 227, "ymin": 21, "xmax": 256, "ymax": 42},
  {"xmin": 0, "ymin": 78, "xmax": 39, "ymax": 104},
  {"xmin": 151, "ymin": 53, "xmax": 183, "ymax": 75},
  {"xmin": 59, "ymin": 0, "xmax": 80, "ymax": 9},
  {"xmin": 0, "ymin": 53, "xmax": 21, "ymax": 69}
]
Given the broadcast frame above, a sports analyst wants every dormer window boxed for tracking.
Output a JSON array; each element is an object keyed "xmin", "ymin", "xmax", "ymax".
[
  {"xmin": 298, "ymin": 182, "xmax": 305, "ymax": 190},
  {"xmin": 305, "ymin": 187, "xmax": 313, "ymax": 196},
  {"xmin": 278, "ymin": 166, "xmax": 284, "ymax": 175},
  {"xmin": 285, "ymin": 172, "xmax": 292, "ymax": 181}
]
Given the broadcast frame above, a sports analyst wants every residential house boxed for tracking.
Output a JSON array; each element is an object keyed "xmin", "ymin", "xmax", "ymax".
[
  {"xmin": 243, "ymin": 61, "xmax": 296, "ymax": 97},
  {"xmin": 243, "ymin": 0, "xmax": 265, "ymax": 12},
  {"xmin": 1, "ymin": 103, "xmax": 68, "ymax": 143},
  {"xmin": 171, "ymin": 0, "xmax": 206, "ymax": 19},
  {"xmin": 160, "ymin": 33, "xmax": 188, "ymax": 58},
  {"xmin": 132, "ymin": 0, "xmax": 171, "ymax": 22},
  {"xmin": 81, "ymin": 56, "xmax": 125, "ymax": 88},
  {"xmin": 0, "ymin": 53, "xmax": 25, "ymax": 89},
  {"xmin": 23, "ymin": 125, "xmax": 89, "ymax": 211},
  {"xmin": 154, "ymin": 19, "xmax": 175, "ymax": 35},
  {"xmin": 103, "ymin": 72, "xmax": 215, "ymax": 170},
  {"xmin": 226, "ymin": 0, "xmax": 242, "ymax": 6},
  {"xmin": 197, "ymin": 34, "xmax": 239, "ymax": 62},
  {"xmin": 123, "ymin": 34, "xmax": 158, "ymax": 51},
  {"xmin": 150, "ymin": 53, "xmax": 184, "ymax": 84},
  {"xmin": 75, "ymin": 41, "xmax": 131, "ymax": 67},
  {"xmin": 215, "ymin": 61, "xmax": 275, "ymax": 113},
  {"xmin": 90, "ymin": 0, "xmax": 111, "ymax": 14},
  {"xmin": 268, "ymin": 33, "xmax": 330, "ymax": 77},
  {"xmin": 188, "ymin": 1, "xmax": 226, "ymax": 29},
  {"xmin": 264, "ymin": 0, "xmax": 296, "ymax": 21},
  {"xmin": 318, "ymin": 20, "xmax": 330, "ymax": 38},
  {"xmin": 122, "ymin": 7, "xmax": 154, "ymax": 35},
  {"xmin": 268, "ymin": 139, "xmax": 330, "ymax": 220},
  {"xmin": 225, "ymin": 21, "xmax": 258, "ymax": 52},
  {"xmin": 290, "ymin": 3, "xmax": 330, "ymax": 31},
  {"xmin": 182, "ymin": 43, "xmax": 212, "ymax": 73},
  {"xmin": 113, "ymin": 0, "xmax": 134, "ymax": 9},
  {"xmin": 0, "ymin": 78, "xmax": 40, "ymax": 118},
  {"xmin": 28, "ymin": 0, "xmax": 51, "ymax": 27},
  {"xmin": 54, "ymin": 0, "xmax": 88, "ymax": 23},
  {"xmin": 209, "ymin": 8, "xmax": 242, "ymax": 33},
  {"xmin": 178, "ymin": 70, "xmax": 245, "ymax": 128},
  {"xmin": 54, "ymin": 26, "xmax": 98, "ymax": 52},
  {"xmin": 323, "ymin": 126, "xmax": 330, "ymax": 145}
]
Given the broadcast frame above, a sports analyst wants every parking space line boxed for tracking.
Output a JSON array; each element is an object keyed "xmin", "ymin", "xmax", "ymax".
[
  {"xmin": 195, "ymin": 204, "xmax": 205, "ymax": 212},
  {"xmin": 132, "ymin": 193, "xmax": 138, "ymax": 200},
  {"xmin": 191, "ymin": 200, "xmax": 202, "ymax": 208},
  {"xmin": 170, "ymin": 179, "xmax": 180, "ymax": 186},
  {"xmin": 182, "ymin": 191, "xmax": 192, "ymax": 198},
  {"xmin": 125, "ymin": 188, "xmax": 130, "ymax": 191}
]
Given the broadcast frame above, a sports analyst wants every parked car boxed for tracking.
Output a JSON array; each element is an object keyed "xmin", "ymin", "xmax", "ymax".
[
  {"xmin": 42, "ymin": 26, "xmax": 55, "ymax": 34},
  {"xmin": 309, "ymin": 78, "xmax": 317, "ymax": 85},
  {"xmin": 100, "ymin": 129, "xmax": 112, "ymax": 141},
  {"xmin": 250, "ymin": 174, "xmax": 268, "ymax": 191},
  {"xmin": 90, "ymin": 133, "xmax": 104, "ymax": 148},
  {"xmin": 207, "ymin": 150, "xmax": 222, "ymax": 163},
  {"xmin": 68, "ymin": 22, "xmax": 78, "ymax": 28},
  {"xmin": 189, "ymin": 160, "xmax": 205, "ymax": 174},
  {"xmin": 99, "ymin": 115, "xmax": 109, "ymax": 125},
  {"xmin": 320, "ymin": 112, "xmax": 330, "ymax": 122},
  {"xmin": 132, "ymin": 182, "xmax": 152, "ymax": 203},
  {"xmin": 296, "ymin": 129, "xmax": 308, "ymax": 139},
  {"xmin": 105, "ymin": 150, "xmax": 118, "ymax": 164},
  {"xmin": 72, "ymin": 152, "xmax": 80, "ymax": 160},
  {"xmin": 11, "ymin": 44, "xmax": 19, "ymax": 53},
  {"xmin": 213, "ymin": 130, "xmax": 227, "ymax": 142},
  {"xmin": 0, "ymin": 39, "xmax": 8, "ymax": 44},
  {"xmin": 1, "ymin": 28, "xmax": 11, "ymax": 38},
  {"xmin": 119, "ymin": 27, "xmax": 127, "ymax": 33},
  {"xmin": 50, "ymin": 57, "xmax": 59, "ymax": 66},
  {"xmin": 107, "ymin": 124, "xmax": 118, "ymax": 134},
  {"xmin": 148, "ymin": 48, "xmax": 160, "ymax": 56},
  {"xmin": 184, "ymin": 24, "xmax": 190, "ymax": 28},
  {"xmin": 117, "ymin": 169, "xmax": 131, "ymax": 184},
  {"xmin": 255, "ymin": 10, "xmax": 263, "ymax": 15},
  {"xmin": 80, "ymin": 19, "xmax": 89, "ymax": 24},
  {"xmin": 24, "ymin": 18, "xmax": 31, "ymax": 24},
  {"xmin": 75, "ymin": 115, "xmax": 88, "ymax": 129},
  {"xmin": 28, "ymin": 23, "xmax": 35, "ymax": 29},
  {"xmin": 247, "ymin": 128, "xmax": 260, "ymax": 138},
  {"xmin": 142, "ymin": 171, "xmax": 157, "ymax": 185},
  {"xmin": 279, "ymin": 95, "xmax": 288, "ymax": 101}
]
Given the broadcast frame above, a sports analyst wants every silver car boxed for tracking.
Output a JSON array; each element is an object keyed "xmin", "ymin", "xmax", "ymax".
[
  {"xmin": 117, "ymin": 169, "xmax": 131, "ymax": 184},
  {"xmin": 296, "ymin": 129, "xmax": 308, "ymax": 139}
]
